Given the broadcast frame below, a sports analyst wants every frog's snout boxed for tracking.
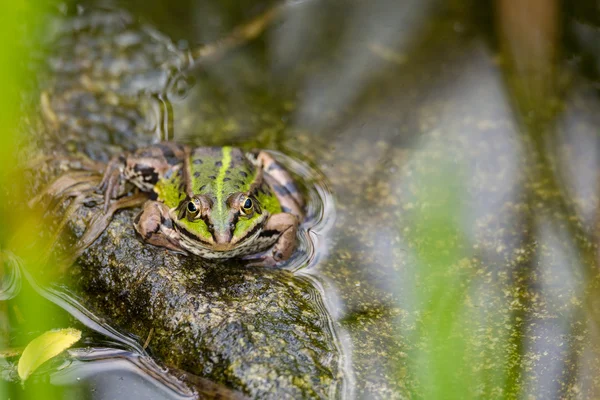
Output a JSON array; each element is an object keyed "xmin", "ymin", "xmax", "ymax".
[{"xmin": 213, "ymin": 229, "xmax": 233, "ymax": 245}]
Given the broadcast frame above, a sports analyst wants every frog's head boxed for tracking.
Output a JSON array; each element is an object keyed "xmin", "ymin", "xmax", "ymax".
[{"xmin": 172, "ymin": 192, "xmax": 268, "ymax": 252}]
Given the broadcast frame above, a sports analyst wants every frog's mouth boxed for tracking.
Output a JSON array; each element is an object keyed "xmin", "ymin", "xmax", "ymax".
[{"xmin": 175, "ymin": 214, "xmax": 266, "ymax": 252}]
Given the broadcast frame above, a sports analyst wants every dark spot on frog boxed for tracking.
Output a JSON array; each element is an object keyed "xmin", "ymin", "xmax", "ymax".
[
  {"xmin": 157, "ymin": 143, "xmax": 175, "ymax": 156},
  {"xmin": 157, "ymin": 143, "xmax": 180, "ymax": 165},
  {"xmin": 133, "ymin": 165, "xmax": 158, "ymax": 184},
  {"xmin": 226, "ymin": 170, "xmax": 231, "ymax": 174},
  {"xmin": 215, "ymin": 161, "xmax": 222, "ymax": 167},
  {"xmin": 193, "ymin": 159, "xmax": 203, "ymax": 165},
  {"xmin": 194, "ymin": 171, "xmax": 201, "ymax": 178},
  {"xmin": 234, "ymin": 185, "xmax": 240, "ymax": 190},
  {"xmin": 257, "ymin": 184, "xmax": 269, "ymax": 195},
  {"xmin": 144, "ymin": 219, "xmax": 162, "ymax": 238},
  {"xmin": 239, "ymin": 171, "xmax": 248, "ymax": 178},
  {"xmin": 209, "ymin": 175, "xmax": 216, "ymax": 180},
  {"xmin": 199, "ymin": 184, "xmax": 207, "ymax": 191},
  {"xmin": 272, "ymin": 184, "xmax": 296, "ymax": 196},
  {"xmin": 160, "ymin": 214, "xmax": 173, "ymax": 229},
  {"xmin": 260, "ymin": 229, "xmax": 279, "ymax": 237},
  {"xmin": 223, "ymin": 177, "xmax": 231, "ymax": 182},
  {"xmin": 284, "ymin": 183, "xmax": 299, "ymax": 194}
]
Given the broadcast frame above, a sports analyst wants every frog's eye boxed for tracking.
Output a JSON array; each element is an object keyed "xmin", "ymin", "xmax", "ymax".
[
  {"xmin": 240, "ymin": 197, "xmax": 254, "ymax": 215},
  {"xmin": 187, "ymin": 201, "xmax": 198, "ymax": 214}
]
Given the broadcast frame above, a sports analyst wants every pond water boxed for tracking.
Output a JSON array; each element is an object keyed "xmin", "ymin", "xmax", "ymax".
[{"xmin": 3, "ymin": 0, "xmax": 600, "ymax": 398}]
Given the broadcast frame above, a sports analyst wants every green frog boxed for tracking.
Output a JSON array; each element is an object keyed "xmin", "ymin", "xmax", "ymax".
[{"xmin": 98, "ymin": 142, "xmax": 304, "ymax": 266}]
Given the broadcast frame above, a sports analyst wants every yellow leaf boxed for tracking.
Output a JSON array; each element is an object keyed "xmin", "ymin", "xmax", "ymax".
[{"xmin": 17, "ymin": 328, "xmax": 82, "ymax": 382}]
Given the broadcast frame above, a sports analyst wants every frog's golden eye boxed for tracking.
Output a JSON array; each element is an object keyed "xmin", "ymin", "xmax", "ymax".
[
  {"xmin": 240, "ymin": 197, "xmax": 253, "ymax": 215},
  {"xmin": 187, "ymin": 201, "xmax": 198, "ymax": 214}
]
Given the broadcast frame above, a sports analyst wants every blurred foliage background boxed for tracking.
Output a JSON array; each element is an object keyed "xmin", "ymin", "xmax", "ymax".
[{"xmin": 1, "ymin": 1, "xmax": 71, "ymax": 399}]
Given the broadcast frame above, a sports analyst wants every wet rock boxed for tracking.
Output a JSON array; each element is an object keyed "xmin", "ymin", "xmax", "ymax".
[{"xmin": 65, "ymin": 207, "xmax": 341, "ymax": 398}]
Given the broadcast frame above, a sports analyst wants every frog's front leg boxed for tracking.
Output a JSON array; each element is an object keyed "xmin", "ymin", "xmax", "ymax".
[
  {"xmin": 134, "ymin": 201, "xmax": 186, "ymax": 254},
  {"xmin": 254, "ymin": 213, "xmax": 299, "ymax": 266},
  {"xmin": 99, "ymin": 154, "xmax": 129, "ymax": 210},
  {"xmin": 99, "ymin": 143, "xmax": 186, "ymax": 212}
]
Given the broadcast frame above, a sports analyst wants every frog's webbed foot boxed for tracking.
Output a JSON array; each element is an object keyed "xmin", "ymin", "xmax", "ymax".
[
  {"xmin": 244, "ymin": 212, "xmax": 298, "ymax": 267},
  {"xmin": 99, "ymin": 154, "xmax": 129, "ymax": 213},
  {"xmin": 59, "ymin": 192, "xmax": 150, "ymax": 267},
  {"xmin": 134, "ymin": 201, "xmax": 186, "ymax": 254},
  {"xmin": 29, "ymin": 171, "xmax": 101, "ymax": 209},
  {"xmin": 248, "ymin": 151, "xmax": 304, "ymax": 220},
  {"xmin": 27, "ymin": 153, "xmax": 105, "ymax": 174}
]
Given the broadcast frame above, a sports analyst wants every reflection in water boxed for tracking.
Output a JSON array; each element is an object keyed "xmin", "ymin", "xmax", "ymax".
[
  {"xmin": 270, "ymin": 150, "xmax": 337, "ymax": 272},
  {"xmin": 281, "ymin": 0, "xmax": 433, "ymax": 131},
  {"xmin": 20, "ymin": 269, "xmax": 148, "ymax": 357},
  {"xmin": 53, "ymin": 348, "xmax": 195, "ymax": 399},
  {"xmin": 149, "ymin": 93, "xmax": 175, "ymax": 141},
  {"xmin": 526, "ymin": 222, "xmax": 579, "ymax": 398},
  {"xmin": 0, "ymin": 253, "xmax": 22, "ymax": 301}
]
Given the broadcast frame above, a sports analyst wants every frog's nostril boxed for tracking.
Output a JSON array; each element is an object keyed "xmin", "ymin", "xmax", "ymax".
[{"xmin": 229, "ymin": 223, "xmax": 235, "ymax": 230}]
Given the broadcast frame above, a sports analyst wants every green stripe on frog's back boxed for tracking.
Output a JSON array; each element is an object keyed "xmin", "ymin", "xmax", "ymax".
[{"xmin": 190, "ymin": 146, "xmax": 257, "ymax": 209}]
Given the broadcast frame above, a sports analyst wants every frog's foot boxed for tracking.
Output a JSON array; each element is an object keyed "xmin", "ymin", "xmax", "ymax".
[
  {"xmin": 58, "ymin": 192, "xmax": 150, "ymax": 268},
  {"xmin": 248, "ymin": 151, "xmax": 304, "ymax": 220},
  {"xmin": 60, "ymin": 156, "xmax": 106, "ymax": 173},
  {"xmin": 26, "ymin": 153, "xmax": 105, "ymax": 173},
  {"xmin": 29, "ymin": 171, "xmax": 101, "ymax": 209},
  {"xmin": 245, "ymin": 212, "xmax": 298, "ymax": 267},
  {"xmin": 99, "ymin": 154, "xmax": 129, "ymax": 213},
  {"xmin": 134, "ymin": 201, "xmax": 186, "ymax": 254}
]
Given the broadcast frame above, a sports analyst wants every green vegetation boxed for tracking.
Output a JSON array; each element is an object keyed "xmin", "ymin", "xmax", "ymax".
[{"xmin": 0, "ymin": 2, "xmax": 74, "ymax": 398}]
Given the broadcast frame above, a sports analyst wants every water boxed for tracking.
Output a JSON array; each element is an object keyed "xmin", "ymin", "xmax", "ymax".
[{"xmin": 4, "ymin": 0, "xmax": 600, "ymax": 398}]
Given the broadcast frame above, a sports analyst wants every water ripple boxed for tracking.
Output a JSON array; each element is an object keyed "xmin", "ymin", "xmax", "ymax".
[
  {"xmin": 269, "ymin": 150, "xmax": 337, "ymax": 273},
  {"xmin": 0, "ymin": 251, "xmax": 22, "ymax": 301}
]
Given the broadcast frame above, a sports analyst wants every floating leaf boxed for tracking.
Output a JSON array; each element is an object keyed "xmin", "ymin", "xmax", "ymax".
[{"xmin": 17, "ymin": 328, "xmax": 81, "ymax": 382}]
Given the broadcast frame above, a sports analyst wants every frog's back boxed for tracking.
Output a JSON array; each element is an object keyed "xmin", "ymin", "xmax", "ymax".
[
  {"xmin": 155, "ymin": 145, "xmax": 282, "ymax": 215},
  {"xmin": 189, "ymin": 147, "xmax": 257, "ymax": 196}
]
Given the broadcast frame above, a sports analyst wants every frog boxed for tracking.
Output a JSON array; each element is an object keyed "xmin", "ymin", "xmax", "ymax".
[{"xmin": 97, "ymin": 142, "xmax": 304, "ymax": 266}]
